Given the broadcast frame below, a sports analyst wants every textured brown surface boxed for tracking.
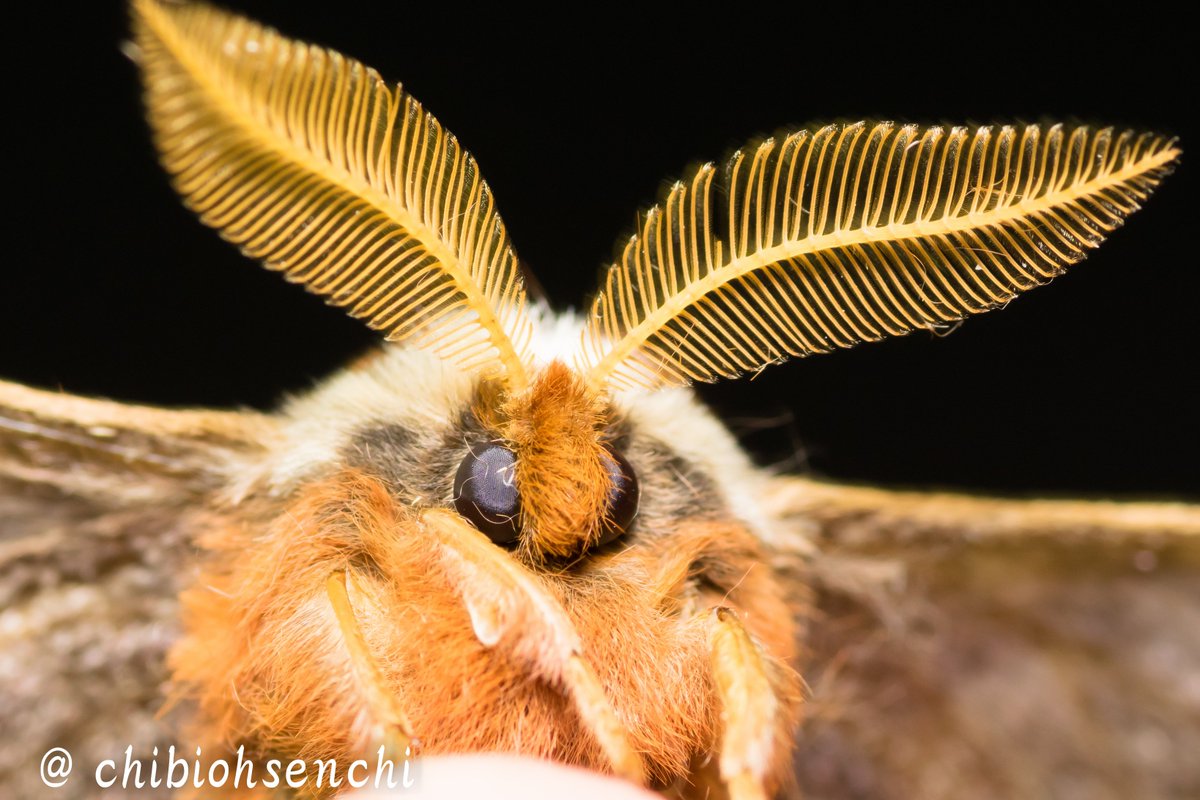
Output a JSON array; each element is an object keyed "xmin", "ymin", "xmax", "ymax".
[
  {"xmin": 767, "ymin": 477, "xmax": 1200, "ymax": 800},
  {"xmin": 0, "ymin": 379, "xmax": 270, "ymax": 799}
]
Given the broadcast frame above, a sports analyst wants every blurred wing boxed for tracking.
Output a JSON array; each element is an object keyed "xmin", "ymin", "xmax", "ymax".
[
  {"xmin": 0, "ymin": 379, "xmax": 272, "ymax": 795},
  {"xmin": 132, "ymin": 0, "xmax": 533, "ymax": 389},
  {"xmin": 580, "ymin": 123, "xmax": 1179, "ymax": 391},
  {"xmin": 762, "ymin": 477, "xmax": 1200, "ymax": 800}
]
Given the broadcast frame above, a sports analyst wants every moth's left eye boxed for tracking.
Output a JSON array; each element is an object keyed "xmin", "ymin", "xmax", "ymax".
[
  {"xmin": 453, "ymin": 443, "xmax": 521, "ymax": 546},
  {"xmin": 597, "ymin": 447, "xmax": 640, "ymax": 546}
]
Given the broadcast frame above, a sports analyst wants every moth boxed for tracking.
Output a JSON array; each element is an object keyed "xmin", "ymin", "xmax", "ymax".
[{"xmin": 2, "ymin": 1, "xmax": 1197, "ymax": 799}]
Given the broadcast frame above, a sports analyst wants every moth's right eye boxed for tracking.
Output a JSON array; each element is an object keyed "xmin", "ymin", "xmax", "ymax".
[{"xmin": 453, "ymin": 442, "xmax": 522, "ymax": 546}]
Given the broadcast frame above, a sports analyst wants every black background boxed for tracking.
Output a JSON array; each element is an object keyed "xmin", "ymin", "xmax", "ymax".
[{"xmin": 3, "ymin": 2, "xmax": 1196, "ymax": 498}]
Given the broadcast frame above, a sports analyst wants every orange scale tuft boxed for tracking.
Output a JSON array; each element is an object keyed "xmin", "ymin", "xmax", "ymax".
[{"xmin": 497, "ymin": 361, "xmax": 613, "ymax": 561}]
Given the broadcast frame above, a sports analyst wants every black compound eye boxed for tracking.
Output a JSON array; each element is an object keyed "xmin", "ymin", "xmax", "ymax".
[
  {"xmin": 597, "ymin": 448, "xmax": 639, "ymax": 546},
  {"xmin": 453, "ymin": 442, "xmax": 521, "ymax": 545}
]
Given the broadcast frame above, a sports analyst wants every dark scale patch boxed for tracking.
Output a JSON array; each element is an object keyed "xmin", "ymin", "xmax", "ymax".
[
  {"xmin": 345, "ymin": 401, "xmax": 728, "ymax": 553},
  {"xmin": 344, "ymin": 404, "xmax": 491, "ymax": 507},
  {"xmin": 608, "ymin": 416, "xmax": 728, "ymax": 539}
]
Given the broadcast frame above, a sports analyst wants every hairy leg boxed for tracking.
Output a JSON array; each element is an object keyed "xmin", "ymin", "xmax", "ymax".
[
  {"xmin": 705, "ymin": 606, "xmax": 786, "ymax": 800},
  {"xmin": 326, "ymin": 570, "xmax": 415, "ymax": 753},
  {"xmin": 422, "ymin": 509, "xmax": 645, "ymax": 784}
]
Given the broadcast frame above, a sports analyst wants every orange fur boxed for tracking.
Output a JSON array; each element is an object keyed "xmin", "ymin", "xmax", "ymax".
[
  {"xmin": 497, "ymin": 361, "xmax": 612, "ymax": 561},
  {"xmin": 172, "ymin": 471, "xmax": 803, "ymax": 798}
]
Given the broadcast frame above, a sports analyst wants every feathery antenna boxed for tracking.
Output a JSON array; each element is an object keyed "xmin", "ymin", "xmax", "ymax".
[
  {"xmin": 133, "ymin": 0, "xmax": 534, "ymax": 389},
  {"xmin": 579, "ymin": 122, "xmax": 1179, "ymax": 391}
]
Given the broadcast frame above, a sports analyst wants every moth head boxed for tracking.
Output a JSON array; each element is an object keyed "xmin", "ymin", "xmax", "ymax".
[
  {"xmin": 462, "ymin": 361, "xmax": 640, "ymax": 559},
  {"xmin": 131, "ymin": 0, "xmax": 1179, "ymax": 565}
]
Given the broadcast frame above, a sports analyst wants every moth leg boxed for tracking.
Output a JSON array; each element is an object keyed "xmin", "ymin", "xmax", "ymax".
[
  {"xmin": 422, "ymin": 508, "xmax": 646, "ymax": 784},
  {"xmin": 326, "ymin": 570, "xmax": 416, "ymax": 753},
  {"xmin": 705, "ymin": 606, "xmax": 782, "ymax": 800}
]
